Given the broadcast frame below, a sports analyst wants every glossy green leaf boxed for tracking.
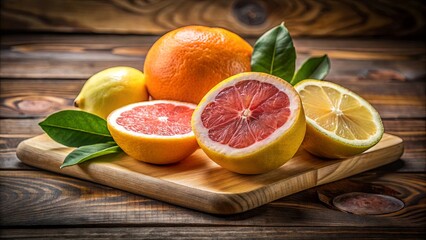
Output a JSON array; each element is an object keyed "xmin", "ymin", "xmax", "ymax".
[
  {"xmin": 291, "ymin": 55, "xmax": 330, "ymax": 85},
  {"xmin": 39, "ymin": 110, "xmax": 113, "ymax": 147},
  {"xmin": 251, "ymin": 22, "xmax": 296, "ymax": 82},
  {"xmin": 60, "ymin": 142, "xmax": 122, "ymax": 168}
]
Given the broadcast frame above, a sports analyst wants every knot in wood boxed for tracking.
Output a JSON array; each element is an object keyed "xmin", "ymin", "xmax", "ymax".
[{"xmin": 233, "ymin": 0, "xmax": 267, "ymax": 26}]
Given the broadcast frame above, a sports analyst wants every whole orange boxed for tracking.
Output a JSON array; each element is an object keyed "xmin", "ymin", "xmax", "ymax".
[{"xmin": 144, "ymin": 26, "xmax": 253, "ymax": 104}]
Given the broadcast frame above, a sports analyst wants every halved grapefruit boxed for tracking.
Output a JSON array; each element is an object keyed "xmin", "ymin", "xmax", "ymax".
[
  {"xmin": 192, "ymin": 72, "xmax": 306, "ymax": 174},
  {"xmin": 107, "ymin": 100, "xmax": 198, "ymax": 164}
]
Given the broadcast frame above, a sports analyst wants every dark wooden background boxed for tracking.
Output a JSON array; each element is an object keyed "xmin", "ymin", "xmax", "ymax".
[
  {"xmin": 1, "ymin": 0, "xmax": 425, "ymax": 239},
  {"xmin": 1, "ymin": 0, "xmax": 425, "ymax": 37}
]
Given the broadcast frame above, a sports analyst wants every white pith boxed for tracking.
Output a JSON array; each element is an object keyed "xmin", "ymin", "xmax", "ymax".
[
  {"xmin": 295, "ymin": 80, "xmax": 383, "ymax": 146},
  {"xmin": 108, "ymin": 100, "xmax": 197, "ymax": 139},
  {"xmin": 192, "ymin": 73, "xmax": 301, "ymax": 156}
]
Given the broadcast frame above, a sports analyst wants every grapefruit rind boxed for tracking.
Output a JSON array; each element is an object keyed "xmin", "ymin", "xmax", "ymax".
[
  {"xmin": 107, "ymin": 100, "xmax": 198, "ymax": 164},
  {"xmin": 192, "ymin": 72, "xmax": 306, "ymax": 174},
  {"xmin": 294, "ymin": 80, "xmax": 384, "ymax": 158}
]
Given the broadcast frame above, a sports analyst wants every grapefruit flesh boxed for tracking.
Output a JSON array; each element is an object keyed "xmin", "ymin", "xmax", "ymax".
[
  {"xmin": 116, "ymin": 103, "xmax": 193, "ymax": 136},
  {"xmin": 107, "ymin": 100, "xmax": 198, "ymax": 164},
  {"xmin": 192, "ymin": 72, "xmax": 306, "ymax": 174},
  {"xmin": 201, "ymin": 80, "xmax": 291, "ymax": 148}
]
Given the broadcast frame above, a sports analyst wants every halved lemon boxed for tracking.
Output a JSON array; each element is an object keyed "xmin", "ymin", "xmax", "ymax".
[
  {"xmin": 192, "ymin": 72, "xmax": 306, "ymax": 174},
  {"xmin": 294, "ymin": 80, "xmax": 384, "ymax": 158},
  {"xmin": 107, "ymin": 100, "xmax": 198, "ymax": 164}
]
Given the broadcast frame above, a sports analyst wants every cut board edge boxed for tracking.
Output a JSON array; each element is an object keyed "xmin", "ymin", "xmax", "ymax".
[{"xmin": 16, "ymin": 133, "xmax": 403, "ymax": 214}]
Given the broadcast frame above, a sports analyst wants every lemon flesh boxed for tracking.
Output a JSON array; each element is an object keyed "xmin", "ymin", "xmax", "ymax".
[
  {"xmin": 74, "ymin": 67, "xmax": 149, "ymax": 119},
  {"xmin": 295, "ymin": 80, "xmax": 384, "ymax": 158}
]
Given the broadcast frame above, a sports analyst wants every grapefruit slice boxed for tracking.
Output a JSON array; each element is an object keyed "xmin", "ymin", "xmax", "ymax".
[
  {"xmin": 107, "ymin": 100, "xmax": 198, "ymax": 164},
  {"xmin": 294, "ymin": 79, "xmax": 384, "ymax": 158},
  {"xmin": 192, "ymin": 72, "xmax": 306, "ymax": 174}
]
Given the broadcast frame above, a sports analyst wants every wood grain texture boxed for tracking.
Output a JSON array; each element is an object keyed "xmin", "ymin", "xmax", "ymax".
[
  {"xmin": 1, "ymin": 34, "xmax": 425, "ymax": 80},
  {"xmin": 15, "ymin": 134, "xmax": 403, "ymax": 214},
  {"xmin": 1, "ymin": 171, "xmax": 424, "ymax": 227},
  {"xmin": 1, "ymin": 227, "xmax": 425, "ymax": 240},
  {"xmin": 0, "ymin": 79, "xmax": 81, "ymax": 118},
  {"xmin": 0, "ymin": 119, "xmax": 45, "ymax": 135},
  {"xmin": 1, "ymin": 0, "xmax": 425, "ymax": 37},
  {"xmin": 383, "ymin": 120, "xmax": 426, "ymax": 172},
  {"xmin": 0, "ymin": 136, "xmax": 35, "ymax": 170}
]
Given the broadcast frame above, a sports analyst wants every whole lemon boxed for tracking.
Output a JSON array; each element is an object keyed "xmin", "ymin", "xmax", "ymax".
[
  {"xmin": 74, "ymin": 67, "xmax": 149, "ymax": 119},
  {"xmin": 144, "ymin": 26, "xmax": 252, "ymax": 104}
]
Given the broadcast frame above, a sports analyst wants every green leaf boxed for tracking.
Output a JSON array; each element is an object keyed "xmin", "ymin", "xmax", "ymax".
[
  {"xmin": 291, "ymin": 54, "xmax": 330, "ymax": 85},
  {"xmin": 60, "ymin": 142, "xmax": 122, "ymax": 168},
  {"xmin": 251, "ymin": 22, "xmax": 296, "ymax": 83},
  {"xmin": 39, "ymin": 110, "xmax": 114, "ymax": 147}
]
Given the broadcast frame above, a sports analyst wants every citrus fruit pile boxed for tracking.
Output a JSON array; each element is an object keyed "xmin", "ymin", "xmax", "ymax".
[{"xmin": 72, "ymin": 25, "xmax": 384, "ymax": 174}]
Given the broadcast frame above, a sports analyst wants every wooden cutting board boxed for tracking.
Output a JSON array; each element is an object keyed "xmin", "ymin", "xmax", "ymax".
[{"xmin": 16, "ymin": 133, "xmax": 403, "ymax": 214}]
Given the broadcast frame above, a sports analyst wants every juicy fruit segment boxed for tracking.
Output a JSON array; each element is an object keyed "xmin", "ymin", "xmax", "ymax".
[
  {"xmin": 301, "ymin": 85, "xmax": 376, "ymax": 140},
  {"xmin": 295, "ymin": 80, "xmax": 384, "ymax": 158},
  {"xmin": 74, "ymin": 67, "xmax": 149, "ymax": 119},
  {"xmin": 107, "ymin": 101, "xmax": 198, "ymax": 164},
  {"xmin": 144, "ymin": 25, "xmax": 252, "ymax": 104},
  {"xmin": 192, "ymin": 72, "xmax": 306, "ymax": 174},
  {"xmin": 116, "ymin": 103, "xmax": 193, "ymax": 136},
  {"xmin": 201, "ymin": 80, "xmax": 290, "ymax": 148}
]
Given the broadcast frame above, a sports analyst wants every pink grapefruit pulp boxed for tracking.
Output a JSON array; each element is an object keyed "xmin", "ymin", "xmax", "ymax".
[
  {"xmin": 107, "ymin": 100, "xmax": 198, "ymax": 164},
  {"xmin": 192, "ymin": 72, "xmax": 306, "ymax": 174},
  {"xmin": 201, "ymin": 79, "xmax": 291, "ymax": 148}
]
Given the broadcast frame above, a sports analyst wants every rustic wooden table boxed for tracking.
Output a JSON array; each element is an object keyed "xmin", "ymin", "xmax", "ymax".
[
  {"xmin": 1, "ymin": 33, "xmax": 425, "ymax": 239},
  {"xmin": 0, "ymin": 0, "xmax": 425, "ymax": 238}
]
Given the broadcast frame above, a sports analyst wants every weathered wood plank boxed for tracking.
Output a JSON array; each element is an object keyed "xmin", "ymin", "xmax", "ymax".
[
  {"xmin": 0, "ymin": 119, "xmax": 44, "ymax": 135},
  {"xmin": 0, "ymin": 59, "xmax": 418, "ymax": 84},
  {"xmin": 0, "ymin": 135, "xmax": 35, "ymax": 170},
  {"xmin": 1, "ymin": 0, "xmax": 425, "ymax": 37},
  {"xmin": 2, "ymin": 79, "xmax": 424, "ymax": 119},
  {"xmin": 3, "ymin": 34, "xmax": 424, "ymax": 53},
  {"xmin": 0, "ymin": 171, "xmax": 424, "ymax": 227},
  {"xmin": 1, "ymin": 227, "xmax": 425, "ymax": 240},
  {"xmin": 0, "ymin": 79, "xmax": 81, "ymax": 118},
  {"xmin": 0, "ymin": 150, "xmax": 33, "ymax": 170},
  {"xmin": 1, "ymin": 35, "xmax": 425, "ymax": 80},
  {"xmin": 4, "ymin": 58, "xmax": 422, "ymax": 82}
]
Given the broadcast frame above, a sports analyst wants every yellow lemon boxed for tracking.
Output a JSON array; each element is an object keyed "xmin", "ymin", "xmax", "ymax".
[
  {"xmin": 74, "ymin": 66, "xmax": 149, "ymax": 119},
  {"xmin": 294, "ymin": 79, "xmax": 384, "ymax": 158}
]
